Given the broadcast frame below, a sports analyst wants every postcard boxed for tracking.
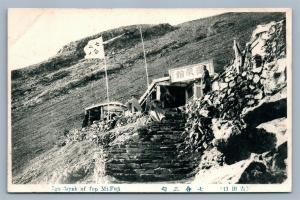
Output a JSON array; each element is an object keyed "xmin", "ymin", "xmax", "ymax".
[{"xmin": 7, "ymin": 8, "xmax": 292, "ymax": 193}]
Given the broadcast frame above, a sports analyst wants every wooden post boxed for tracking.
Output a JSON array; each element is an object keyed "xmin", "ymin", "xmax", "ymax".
[
  {"xmin": 100, "ymin": 106, "xmax": 104, "ymax": 120},
  {"xmin": 156, "ymin": 85, "xmax": 161, "ymax": 101},
  {"xmin": 185, "ymin": 88, "xmax": 189, "ymax": 103},
  {"xmin": 193, "ymin": 83, "xmax": 203, "ymax": 100}
]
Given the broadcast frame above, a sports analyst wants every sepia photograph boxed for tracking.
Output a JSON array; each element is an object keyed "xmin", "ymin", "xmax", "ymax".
[{"xmin": 7, "ymin": 8, "xmax": 292, "ymax": 193}]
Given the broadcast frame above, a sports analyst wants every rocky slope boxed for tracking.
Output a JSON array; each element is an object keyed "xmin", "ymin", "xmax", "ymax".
[
  {"xmin": 183, "ymin": 20, "xmax": 288, "ymax": 184},
  {"xmin": 11, "ymin": 12, "xmax": 286, "ymax": 180}
]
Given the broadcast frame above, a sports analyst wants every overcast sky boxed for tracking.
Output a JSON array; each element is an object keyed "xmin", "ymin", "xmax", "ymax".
[{"xmin": 8, "ymin": 8, "xmax": 228, "ymax": 70}]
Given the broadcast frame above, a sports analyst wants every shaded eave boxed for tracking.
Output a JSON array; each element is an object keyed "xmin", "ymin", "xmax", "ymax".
[
  {"xmin": 85, "ymin": 101, "xmax": 127, "ymax": 111},
  {"xmin": 138, "ymin": 76, "xmax": 170, "ymax": 105}
]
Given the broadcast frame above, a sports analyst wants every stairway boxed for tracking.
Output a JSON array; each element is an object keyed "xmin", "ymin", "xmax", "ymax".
[{"xmin": 105, "ymin": 110, "xmax": 198, "ymax": 182}]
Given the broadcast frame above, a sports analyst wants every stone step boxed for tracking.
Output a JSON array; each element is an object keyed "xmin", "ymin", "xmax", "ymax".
[
  {"xmin": 145, "ymin": 131, "xmax": 184, "ymax": 136},
  {"xmin": 149, "ymin": 121, "xmax": 185, "ymax": 125},
  {"xmin": 103, "ymin": 108, "xmax": 196, "ymax": 182},
  {"xmin": 107, "ymin": 148, "xmax": 180, "ymax": 155},
  {"xmin": 107, "ymin": 153, "xmax": 179, "ymax": 161},
  {"xmin": 106, "ymin": 159, "xmax": 199, "ymax": 167},
  {"xmin": 106, "ymin": 162, "xmax": 197, "ymax": 170},
  {"xmin": 108, "ymin": 143, "xmax": 180, "ymax": 149},
  {"xmin": 140, "ymin": 132, "xmax": 184, "ymax": 139},
  {"xmin": 149, "ymin": 121, "xmax": 186, "ymax": 126},
  {"xmin": 106, "ymin": 166, "xmax": 194, "ymax": 175},
  {"xmin": 148, "ymin": 126, "xmax": 185, "ymax": 132},
  {"xmin": 164, "ymin": 112, "xmax": 186, "ymax": 119},
  {"xmin": 105, "ymin": 172, "xmax": 189, "ymax": 182}
]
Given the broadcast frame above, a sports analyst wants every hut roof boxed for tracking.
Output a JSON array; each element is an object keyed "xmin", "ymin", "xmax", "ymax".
[{"xmin": 85, "ymin": 101, "xmax": 126, "ymax": 111}]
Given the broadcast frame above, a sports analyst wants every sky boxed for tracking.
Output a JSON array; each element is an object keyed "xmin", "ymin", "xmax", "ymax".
[{"xmin": 8, "ymin": 8, "xmax": 228, "ymax": 70}]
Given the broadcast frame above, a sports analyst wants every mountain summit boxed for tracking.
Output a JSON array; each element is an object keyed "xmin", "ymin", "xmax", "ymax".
[{"xmin": 11, "ymin": 12, "xmax": 285, "ymax": 177}]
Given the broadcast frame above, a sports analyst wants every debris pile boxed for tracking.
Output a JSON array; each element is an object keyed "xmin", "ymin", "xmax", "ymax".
[
  {"xmin": 62, "ymin": 113, "xmax": 148, "ymax": 146},
  {"xmin": 115, "ymin": 112, "xmax": 146, "ymax": 127}
]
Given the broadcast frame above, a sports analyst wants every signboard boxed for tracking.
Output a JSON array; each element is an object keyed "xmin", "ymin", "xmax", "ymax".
[{"xmin": 168, "ymin": 60, "xmax": 214, "ymax": 83}]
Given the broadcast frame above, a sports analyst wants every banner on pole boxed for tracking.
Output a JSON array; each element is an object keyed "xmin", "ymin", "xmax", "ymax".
[{"xmin": 84, "ymin": 36, "xmax": 105, "ymax": 59}]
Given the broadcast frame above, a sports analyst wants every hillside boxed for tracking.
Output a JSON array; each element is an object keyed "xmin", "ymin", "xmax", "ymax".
[{"xmin": 11, "ymin": 12, "xmax": 285, "ymax": 177}]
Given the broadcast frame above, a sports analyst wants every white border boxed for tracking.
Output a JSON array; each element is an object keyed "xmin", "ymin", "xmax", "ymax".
[{"xmin": 7, "ymin": 8, "xmax": 292, "ymax": 193}]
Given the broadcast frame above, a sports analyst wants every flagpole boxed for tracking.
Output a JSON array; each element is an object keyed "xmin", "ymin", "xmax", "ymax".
[
  {"xmin": 103, "ymin": 55, "xmax": 110, "ymax": 119},
  {"xmin": 139, "ymin": 26, "xmax": 150, "ymax": 88},
  {"xmin": 100, "ymin": 36, "xmax": 110, "ymax": 120}
]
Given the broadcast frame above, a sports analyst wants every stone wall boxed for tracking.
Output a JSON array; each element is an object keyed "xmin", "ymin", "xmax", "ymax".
[{"xmin": 104, "ymin": 111, "xmax": 198, "ymax": 182}]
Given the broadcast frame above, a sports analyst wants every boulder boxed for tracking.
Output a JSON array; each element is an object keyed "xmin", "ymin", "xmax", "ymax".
[
  {"xmin": 211, "ymin": 116, "xmax": 280, "ymax": 165},
  {"xmin": 252, "ymin": 67, "xmax": 263, "ymax": 74},
  {"xmin": 257, "ymin": 117, "xmax": 287, "ymax": 148},
  {"xmin": 197, "ymin": 147, "xmax": 224, "ymax": 170},
  {"xmin": 192, "ymin": 154, "xmax": 256, "ymax": 184},
  {"xmin": 241, "ymin": 86, "xmax": 287, "ymax": 127},
  {"xmin": 211, "ymin": 118, "xmax": 243, "ymax": 147},
  {"xmin": 193, "ymin": 141, "xmax": 287, "ymax": 184},
  {"xmin": 263, "ymin": 58, "xmax": 287, "ymax": 95},
  {"xmin": 238, "ymin": 142, "xmax": 287, "ymax": 184}
]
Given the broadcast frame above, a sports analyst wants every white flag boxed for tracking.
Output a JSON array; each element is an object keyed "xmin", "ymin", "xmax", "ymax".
[{"xmin": 84, "ymin": 36, "xmax": 105, "ymax": 59}]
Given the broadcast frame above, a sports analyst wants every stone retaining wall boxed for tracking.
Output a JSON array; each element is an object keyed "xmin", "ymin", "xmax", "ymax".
[{"xmin": 104, "ymin": 112, "xmax": 198, "ymax": 182}]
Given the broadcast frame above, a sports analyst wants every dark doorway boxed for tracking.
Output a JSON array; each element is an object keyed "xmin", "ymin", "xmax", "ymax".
[
  {"xmin": 160, "ymin": 86, "xmax": 186, "ymax": 108},
  {"xmin": 82, "ymin": 108, "xmax": 101, "ymax": 127}
]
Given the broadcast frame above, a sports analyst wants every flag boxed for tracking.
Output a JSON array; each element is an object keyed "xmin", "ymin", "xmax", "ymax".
[
  {"xmin": 84, "ymin": 36, "xmax": 105, "ymax": 59},
  {"xmin": 84, "ymin": 36, "xmax": 110, "ymax": 114}
]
